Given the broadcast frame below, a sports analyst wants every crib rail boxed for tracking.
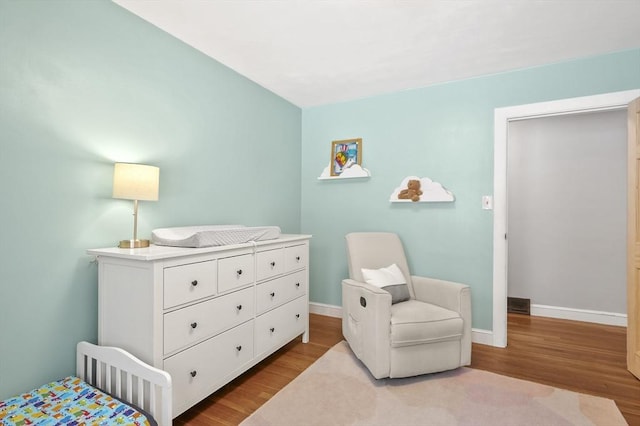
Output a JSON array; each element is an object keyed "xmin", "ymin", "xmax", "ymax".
[{"xmin": 76, "ymin": 341, "xmax": 172, "ymax": 426}]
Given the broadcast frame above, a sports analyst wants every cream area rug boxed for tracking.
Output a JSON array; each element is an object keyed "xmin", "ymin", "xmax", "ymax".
[{"xmin": 241, "ymin": 341, "xmax": 626, "ymax": 426}]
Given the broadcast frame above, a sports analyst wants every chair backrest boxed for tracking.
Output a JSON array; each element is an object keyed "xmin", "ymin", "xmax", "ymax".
[{"xmin": 345, "ymin": 232, "xmax": 413, "ymax": 289}]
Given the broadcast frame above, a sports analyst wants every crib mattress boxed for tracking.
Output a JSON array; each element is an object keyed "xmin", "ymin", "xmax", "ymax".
[
  {"xmin": 151, "ymin": 225, "xmax": 281, "ymax": 248},
  {"xmin": 0, "ymin": 376, "xmax": 154, "ymax": 425}
]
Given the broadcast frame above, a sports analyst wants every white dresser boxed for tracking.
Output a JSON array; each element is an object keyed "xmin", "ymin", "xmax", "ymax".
[{"xmin": 87, "ymin": 234, "xmax": 311, "ymax": 417}]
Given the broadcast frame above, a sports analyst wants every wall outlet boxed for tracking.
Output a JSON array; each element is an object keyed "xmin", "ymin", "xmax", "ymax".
[{"xmin": 482, "ymin": 195, "xmax": 493, "ymax": 210}]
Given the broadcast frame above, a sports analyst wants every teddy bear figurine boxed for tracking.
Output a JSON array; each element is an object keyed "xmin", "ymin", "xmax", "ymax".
[{"xmin": 398, "ymin": 179, "xmax": 423, "ymax": 202}]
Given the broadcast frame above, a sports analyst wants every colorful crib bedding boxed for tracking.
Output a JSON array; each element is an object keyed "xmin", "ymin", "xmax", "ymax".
[{"xmin": 0, "ymin": 376, "xmax": 155, "ymax": 426}]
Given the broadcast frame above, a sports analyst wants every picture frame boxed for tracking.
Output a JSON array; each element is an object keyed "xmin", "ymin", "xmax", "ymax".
[{"xmin": 330, "ymin": 138, "xmax": 362, "ymax": 176}]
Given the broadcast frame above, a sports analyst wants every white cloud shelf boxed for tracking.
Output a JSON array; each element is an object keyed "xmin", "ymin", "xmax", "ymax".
[
  {"xmin": 318, "ymin": 164, "xmax": 371, "ymax": 180},
  {"xmin": 390, "ymin": 176, "xmax": 455, "ymax": 202}
]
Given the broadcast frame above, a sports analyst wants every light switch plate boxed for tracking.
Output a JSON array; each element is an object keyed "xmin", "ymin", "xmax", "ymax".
[{"xmin": 482, "ymin": 195, "xmax": 493, "ymax": 210}]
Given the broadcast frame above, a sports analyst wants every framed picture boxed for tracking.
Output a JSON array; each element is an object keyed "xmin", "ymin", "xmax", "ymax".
[{"xmin": 330, "ymin": 138, "xmax": 362, "ymax": 176}]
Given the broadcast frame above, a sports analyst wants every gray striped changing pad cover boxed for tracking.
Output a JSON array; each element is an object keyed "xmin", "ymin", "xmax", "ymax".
[{"xmin": 151, "ymin": 225, "xmax": 281, "ymax": 248}]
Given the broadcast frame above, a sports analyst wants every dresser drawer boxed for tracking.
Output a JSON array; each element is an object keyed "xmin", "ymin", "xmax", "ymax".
[
  {"xmin": 218, "ymin": 254, "xmax": 254, "ymax": 293},
  {"xmin": 284, "ymin": 244, "xmax": 308, "ymax": 272},
  {"xmin": 256, "ymin": 248, "xmax": 284, "ymax": 281},
  {"xmin": 163, "ymin": 286, "xmax": 254, "ymax": 355},
  {"xmin": 164, "ymin": 320, "xmax": 254, "ymax": 416},
  {"xmin": 255, "ymin": 296, "xmax": 307, "ymax": 357},
  {"xmin": 256, "ymin": 270, "xmax": 307, "ymax": 315},
  {"xmin": 164, "ymin": 260, "xmax": 217, "ymax": 309}
]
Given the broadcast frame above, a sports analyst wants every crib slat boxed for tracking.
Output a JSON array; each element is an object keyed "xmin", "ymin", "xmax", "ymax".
[
  {"xmin": 115, "ymin": 367, "xmax": 122, "ymax": 398},
  {"xmin": 96, "ymin": 361, "xmax": 102, "ymax": 388},
  {"xmin": 126, "ymin": 372, "xmax": 133, "ymax": 402},
  {"xmin": 77, "ymin": 354, "xmax": 85, "ymax": 381},
  {"xmin": 87, "ymin": 356, "xmax": 93, "ymax": 383},
  {"xmin": 105, "ymin": 364, "xmax": 112, "ymax": 394},
  {"xmin": 136, "ymin": 376, "xmax": 143, "ymax": 407},
  {"xmin": 150, "ymin": 383, "xmax": 156, "ymax": 412}
]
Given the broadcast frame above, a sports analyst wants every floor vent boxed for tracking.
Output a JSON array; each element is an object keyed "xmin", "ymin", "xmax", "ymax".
[{"xmin": 507, "ymin": 297, "xmax": 531, "ymax": 315}]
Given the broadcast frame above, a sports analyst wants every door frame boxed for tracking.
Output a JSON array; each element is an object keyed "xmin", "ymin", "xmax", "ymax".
[{"xmin": 492, "ymin": 89, "xmax": 640, "ymax": 348}]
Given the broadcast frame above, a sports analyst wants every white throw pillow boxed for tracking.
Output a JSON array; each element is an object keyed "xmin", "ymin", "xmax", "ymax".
[{"xmin": 361, "ymin": 263, "xmax": 410, "ymax": 304}]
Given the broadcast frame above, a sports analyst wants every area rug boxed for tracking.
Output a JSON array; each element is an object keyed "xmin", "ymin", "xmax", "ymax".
[{"xmin": 240, "ymin": 341, "xmax": 626, "ymax": 426}]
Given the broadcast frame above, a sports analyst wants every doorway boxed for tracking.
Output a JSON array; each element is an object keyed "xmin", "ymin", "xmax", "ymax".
[
  {"xmin": 507, "ymin": 110, "xmax": 627, "ymax": 322},
  {"xmin": 492, "ymin": 89, "xmax": 640, "ymax": 348}
]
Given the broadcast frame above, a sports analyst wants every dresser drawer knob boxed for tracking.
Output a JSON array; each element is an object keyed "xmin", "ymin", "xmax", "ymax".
[
  {"xmin": 190, "ymin": 370, "xmax": 197, "ymax": 378},
  {"xmin": 295, "ymin": 282, "xmax": 300, "ymax": 288},
  {"xmin": 270, "ymin": 327, "xmax": 275, "ymax": 333},
  {"xmin": 270, "ymin": 261, "xmax": 276, "ymax": 267},
  {"xmin": 237, "ymin": 269, "xmax": 243, "ymax": 276},
  {"xmin": 237, "ymin": 304, "xmax": 242, "ymax": 311},
  {"xmin": 296, "ymin": 313, "xmax": 300, "ymax": 319},
  {"xmin": 296, "ymin": 256, "xmax": 301, "ymax": 261},
  {"xmin": 191, "ymin": 322, "xmax": 198, "ymax": 329},
  {"xmin": 270, "ymin": 292, "xmax": 275, "ymax": 298},
  {"xmin": 236, "ymin": 345, "xmax": 242, "ymax": 351},
  {"xmin": 191, "ymin": 280, "xmax": 198, "ymax": 286}
]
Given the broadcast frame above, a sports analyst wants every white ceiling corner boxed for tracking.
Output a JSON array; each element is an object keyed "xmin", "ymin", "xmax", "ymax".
[{"xmin": 113, "ymin": 0, "xmax": 640, "ymax": 108}]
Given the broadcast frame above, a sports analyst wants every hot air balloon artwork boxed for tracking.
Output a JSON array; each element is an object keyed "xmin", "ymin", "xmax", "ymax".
[{"xmin": 330, "ymin": 138, "xmax": 362, "ymax": 176}]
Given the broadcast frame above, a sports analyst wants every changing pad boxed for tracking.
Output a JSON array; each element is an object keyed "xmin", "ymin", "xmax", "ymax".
[{"xmin": 151, "ymin": 225, "xmax": 281, "ymax": 248}]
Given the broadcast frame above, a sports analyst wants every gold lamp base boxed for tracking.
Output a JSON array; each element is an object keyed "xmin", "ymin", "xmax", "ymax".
[{"xmin": 118, "ymin": 239, "xmax": 150, "ymax": 249}]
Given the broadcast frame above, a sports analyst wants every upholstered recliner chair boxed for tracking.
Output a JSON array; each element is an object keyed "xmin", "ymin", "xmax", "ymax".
[{"xmin": 342, "ymin": 232, "xmax": 471, "ymax": 379}]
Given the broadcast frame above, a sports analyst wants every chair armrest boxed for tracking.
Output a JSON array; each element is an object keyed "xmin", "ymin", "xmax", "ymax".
[
  {"xmin": 343, "ymin": 278, "xmax": 391, "ymax": 297},
  {"xmin": 411, "ymin": 275, "xmax": 472, "ymax": 366},
  {"xmin": 341, "ymin": 278, "xmax": 392, "ymax": 378},
  {"xmin": 411, "ymin": 275, "xmax": 469, "ymax": 312}
]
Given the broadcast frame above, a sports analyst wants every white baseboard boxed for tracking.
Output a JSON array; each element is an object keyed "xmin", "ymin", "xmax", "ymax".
[
  {"xmin": 471, "ymin": 328, "xmax": 494, "ymax": 346},
  {"xmin": 531, "ymin": 304, "xmax": 627, "ymax": 327},
  {"xmin": 309, "ymin": 302, "xmax": 496, "ymax": 345},
  {"xmin": 309, "ymin": 302, "xmax": 342, "ymax": 318}
]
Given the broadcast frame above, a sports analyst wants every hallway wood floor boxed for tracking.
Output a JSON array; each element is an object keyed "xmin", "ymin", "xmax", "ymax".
[{"xmin": 175, "ymin": 313, "xmax": 640, "ymax": 425}]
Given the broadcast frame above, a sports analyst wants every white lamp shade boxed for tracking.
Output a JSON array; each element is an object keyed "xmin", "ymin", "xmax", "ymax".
[{"xmin": 112, "ymin": 163, "xmax": 159, "ymax": 201}]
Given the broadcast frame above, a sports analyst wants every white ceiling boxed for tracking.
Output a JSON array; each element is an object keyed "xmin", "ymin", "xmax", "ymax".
[{"xmin": 114, "ymin": 0, "xmax": 640, "ymax": 108}]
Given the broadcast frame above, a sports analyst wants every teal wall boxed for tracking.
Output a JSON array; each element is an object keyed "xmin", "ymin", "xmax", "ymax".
[
  {"xmin": 0, "ymin": 1, "xmax": 301, "ymax": 399},
  {"xmin": 301, "ymin": 49, "xmax": 640, "ymax": 330}
]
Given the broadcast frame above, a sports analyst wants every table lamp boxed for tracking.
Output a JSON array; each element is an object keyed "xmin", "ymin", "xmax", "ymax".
[{"xmin": 112, "ymin": 162, "xmax": 159, "ymax": 248}]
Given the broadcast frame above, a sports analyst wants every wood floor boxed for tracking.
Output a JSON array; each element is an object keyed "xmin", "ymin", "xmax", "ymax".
[
  {"xmin": 473, "ymin": 313, "xmax": 640, "ymax": 425},
  {"xmin": 175, "ymin": 313, "xmax": 640, "ymax": 425}
]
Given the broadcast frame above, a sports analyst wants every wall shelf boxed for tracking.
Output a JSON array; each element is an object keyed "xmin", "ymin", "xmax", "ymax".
[
  {"xmin": 389, "ymin": 176, "xmax": 455, "ymax": 202},
  {"xmin": 317, "ymin": 164, "xmax": 371, "ymax": 180}
]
